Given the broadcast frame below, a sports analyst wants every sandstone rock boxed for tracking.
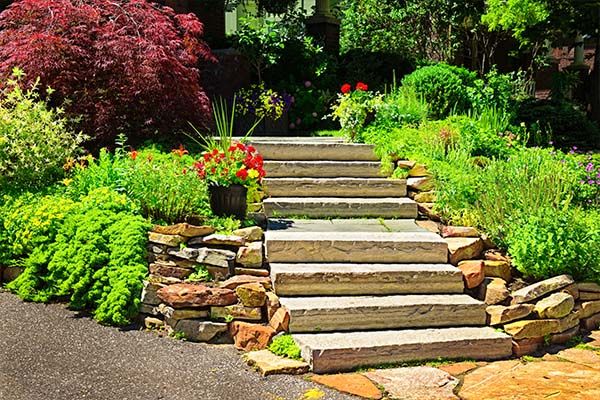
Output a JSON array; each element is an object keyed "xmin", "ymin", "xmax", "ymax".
[
  {"xmin": 244, "ymin": 350, "xmax": 309, "ymax": 376},
  {"xmin": 2, "ymin": 266, "xmax": 23, "ymax": 283},
  {"xmin": 578, "ymin": 282, "xmax": 600, "ymax": 293},
  {"xmin": 534, "ymin": 292, "xmax": 575, "ymax": 319},
  {"xmin": 144, "ymin": 317, "xmax": 164, "ymax": 330},
  {"xmin": 193, "ymin": 234, "xmax": 245, "ymax": 247},
  {"xmin": 269, "ymin": 307, "xmax": 290, "ymax": 332},
  {"xmin": 147, "ymin": 244, "xmax": 167, "ymax": 254},
  {"xmin": 458, "ymin": 260, "xmax": 484, "ymax": 289},
  {"xmin": 580, "ymin": 292, "xmax": 600, "ymax": 301},
  {"xmin": 479, "ymin": 278, "xmax": 510, "ymax": 305},
  {"xmin": 148, "ymin": 232, "xmax": 186, "ymax": 247},
  {"xmin": 155, "ymin": 304, "xmax": 208, "ymax": 320},
  {"xmin": 446, "ymin": 237, "xmax": 484, "ymax": 265},
  {"xmin": 415, "ymin": 220, "xmax": 440, "ymax": 234},
  {"xmin": 575, "ymin": 300, "xmax": 600, "ymax": 319},
  {"xmin": 581, "ymin": 312, "xmax": 600, "ymax": 331},
  {"xmin": 220, "ymin": 275, "xmax": 272, "ymax": 290},
  {"xmin": 556, "ymin": 348, "xmax": 600, "ymax": 369},
  {"xmin": 172, "ymin": 319, "xmax": 228, "ymax": 342},
  {"xmin": 266, "ymin": 292, "xmax": 281, "ymax": 320},
  {"xmin": 441, "ymin": 226, "xmax": 480, "ymax": 238},
  {"xmin": 229, "ymin": 321, "xmax": 276, "ymax": 351},
  {"xmin": 550, "ymin": 326, "xmax": 579, "ymax": 345},
  {"xmin": 196, "ymin": 248, "xmax": 236, "ymax": 268},
  {"xmin": 147, "ymin": 274, "xmax": 182, "ymax": 285},
  {"xmin": 481, "ymin": 260, "xmax": 512, "ymax": 282},
  {"xmin": 562, "ymin": 283, "xmax": 580, "ymax": 300},
  {"xmin": 556, "ymin": 313, "xmax": 580, "ymax": 333},
  {"xmin": 484, "ymin": 250, "xmax": 510, "ymax": 263},
  {"xmin": 152, "ymin": 223, "xmax": 214, "ymax": 238},
  {"xmin": 504, "ymin": 319, "xmax": 559, "ymax": 340},
  {"xmin": 486, "ymin": 304, "xmax": 534, "ymax": 325},
  {"xmin": 141, "ymin": 280, "xmax": 165, "ymax": 305},
  {"xmin": 139, "ymin": 303, "xmax": 159, "ymax": 315},
  {"xmin": 234, "ymin": 268, "xmax": 269, "ymax": 277},
  {"xmin": 236, "ymin": 241, "xmax": 263, "ymax": 268},
  {"xmin": 397, "ymin": 160, "xmax": 416, "ymax": 170},
  {"xmin": 233, "ymin": 226, "xmax": 264, "ymax": 241},
  {"xmin": 438, "ymin": 362, "xmax": 479, "ymax": 377},
  {"xmin": 236, "ymin": 282, "xmax": 267, "ymax": 307},
  {"xmin": 408, "ymin": 163, "xmax": 430, "ymax": 177},
  {"xmin": 149, "ymin": 263, "xmax": 193, "ymax": 280},
  {"xmin": 312, "ymin": 373, "xmax": 382, "ymax": 399},
  {"xmin": 414, "ymin": 191, "xmax": 436, "ymax": 203},
  {"xmin": 512, "ymin": 337, "xmax": 543, "ymax": 357},
  {"xmin": 511, "ymin": 275, "xmax": 574, "ymax": 304},
  {"xmin": 364, "ymin": 367, "xmax": 459, "ymax": 400},
  {"xmin": 157, "ymin": 284, "xmax": 237, "ymax": 308},
  {"xmin": 167, "ymin": 247, "xmax": 200, "ymax": 261},
  {"xmin": 407, "ymin": 176, "xmax": 434, "ymax": 191},
  {"xmin": 210, "ymin": 304, "xmax": 262, "ymax": 321},
  {"xmin": 460, "ymin": 359, "xmax": 600, "ymax": 400}
]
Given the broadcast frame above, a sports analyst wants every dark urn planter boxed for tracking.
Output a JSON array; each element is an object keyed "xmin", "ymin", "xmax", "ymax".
[{"xmin": 208, "ymin": 184, "xmax": 247, "ymax": 220}]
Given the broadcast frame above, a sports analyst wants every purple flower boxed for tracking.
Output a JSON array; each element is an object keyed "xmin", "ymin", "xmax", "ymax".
[
  {"xmin": 585, "ymin": 163, "xmax": 594, "ymax": 172},
  {"xmin": 304, "ymin": 81, "xmax": 312, "ymax": 88}
]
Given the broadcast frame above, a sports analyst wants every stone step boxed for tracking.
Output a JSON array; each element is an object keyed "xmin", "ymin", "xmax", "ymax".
[
  {"xmin": 264, "ymin": 197, "xmax": 417, "ymax": 218},
  {"xmin": 263, "ymin": 178, "xmax": 407, "ymax": 198},
  {"xmin": 281, "ymin": 294, "xmax": 486, "ymax": 333},
  {"xmin": 294, "ymin": 327, "xmax": 513, "ymax": 373},
  {"xmin": 265, "ymin": 231, "xmax": 448, "ymax": 264},
  {"xmin": 247, "ymin": 140, "xmax": 379, "ymax": 161},
  {"xmin": 264, "ymin": 161, "xmax": 384, "ymax": 178},
  {"xmin": 270, "ymin": 263, "xmax": 464, "ymax": 296}
]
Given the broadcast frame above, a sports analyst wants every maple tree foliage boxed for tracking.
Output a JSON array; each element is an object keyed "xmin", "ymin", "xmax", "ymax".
[{"xmin": 0, "ymin": 0, "xmax": 215, "ymax": 146}]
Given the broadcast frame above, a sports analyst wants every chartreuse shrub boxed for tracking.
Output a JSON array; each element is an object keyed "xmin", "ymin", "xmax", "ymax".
[
  {"xmin": 268, "ymin": 334, "xmax": 302, "ymax": 360},
  {"xmin": 5, "ymin": 188, "xmax": 151, "ymax": 326},
  {"xmin": 0, "ymin": 69, "xmax": 83, "ymax": 190}
]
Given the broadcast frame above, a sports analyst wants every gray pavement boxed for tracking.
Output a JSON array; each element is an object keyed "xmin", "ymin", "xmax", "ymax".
[{"xmin": 0, "ymin": 291, "xmax": 352, "ymax": 400}]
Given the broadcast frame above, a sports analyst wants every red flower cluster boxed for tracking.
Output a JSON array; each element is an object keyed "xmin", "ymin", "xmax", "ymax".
[
  {"xmin": 194, "ymin": 142, "xmax": 265, "ymax": 185},
  {"xmin": 340, "ymin": 82, "xmax": 369, "ymax": 94}
]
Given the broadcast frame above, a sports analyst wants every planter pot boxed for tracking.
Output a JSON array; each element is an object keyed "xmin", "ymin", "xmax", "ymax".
[{"xmin": 209, "ymin": 184, "xmax": 247, "ymax": 220}]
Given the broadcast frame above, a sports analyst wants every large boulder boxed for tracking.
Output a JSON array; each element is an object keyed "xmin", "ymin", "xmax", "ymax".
[
  {"xmin": 479, "ymin": 277, "xmax": 510, "ymax": 305},
  {"xmin": 511, "ymin": 275, "xmax": 574, "ymax": 304},
  {"xmin": 235, "ymin": 282, "xmax": 267, "ymax": 307},
  {"xmin": 458, "ymin": 261, "xmax": 485, "ymax": 289},
  {"xmin": 486, "ymin": 304, "xmax": 534, "ymax": 325},
  {"xmin": 534, "ymin": 292, "xmax": 575, "ymax": 319},
  {"xmin": 157, "ymin": 284, "xmax": 237, "ymax": 308},
  {"xmin": 236, "ymin": 241, "xmax": 263, "ymax": 268},
  {"xmin": 229, "ymin": 321, "xmax": 276, "ymax": 351},
  {"xmin": 446, "ymin": 237, "xmax": 484, "ymax": 265}
]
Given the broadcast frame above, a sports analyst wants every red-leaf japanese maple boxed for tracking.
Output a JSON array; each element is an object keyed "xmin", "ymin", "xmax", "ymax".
[{"xmin": 0, "ymin": 0, "xmax": 215, "ymax": 147}]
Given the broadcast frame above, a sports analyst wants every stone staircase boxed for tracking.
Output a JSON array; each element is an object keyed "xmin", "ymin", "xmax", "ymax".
[{"xmin": 250, "ymin": 137, "xmax": 512, "ymax": 373}]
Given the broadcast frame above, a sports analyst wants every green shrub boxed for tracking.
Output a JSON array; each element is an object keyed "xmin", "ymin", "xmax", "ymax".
[
  {"xmin": 70, "ymin": 147, "xmax": 210, "ymax": 224},
  {"xmin": 467, "ymin": 69, "xmax": 530, "ymax": 115},
  {"xmin": 507, "ymin": 208, "xmax": 600, "ymax": 283},
  {"xmin": 0, "ymin": 69, "xmax": 83, "ymax": 190},
  {"xmin": 401, "ymin": 64, "xmax": 475, "ymax": 118},
  {"xmin": 374, "ymin": 86, "xmax": 429, "ymax": 128},
  {"xmin": 6, "ymin": 188, "xmax": 150, "ymax": 326},
  {"xmin": 268, "ymin": 334, "xmax": 302, "ymax": 360}
]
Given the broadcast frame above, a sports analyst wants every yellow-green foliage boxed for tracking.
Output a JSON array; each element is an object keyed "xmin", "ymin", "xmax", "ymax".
[
  {"xmin": 5, "ymin": 188, "xmax": 151, "ymax": 326},
  {"xmin": 268, "ymin": 334, "xmax": 302, "ymax": 360}
]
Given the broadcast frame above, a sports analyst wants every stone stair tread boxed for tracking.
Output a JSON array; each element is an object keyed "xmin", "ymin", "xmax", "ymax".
[
  {"xmin": 247, "ymin": 140, "xmax": 378, "ymax": 161},
  {"xmin": 281, "ymin": 294, "xmax": 486, "ymax": 332},
  {"xmin": 266, "ymin": 229, "xmax": 445, "ymax": 242},
  {"xmin": 293, "ymin": 327, "xmax": 513, "ymax": 373},
  {"xmin": 264, "ymin": 160, "xmax": 384, "ymax": 178},
  {"xmin": 264, "ymin": 197, "xmax": 417, "ymax": 218},
  {"xmin": 264, "ymin": 177, "xmax": 406, "ymax": 198},
  {"xmin": 267, "ymin": 219, "xmax": 426, "ymax": 233}
]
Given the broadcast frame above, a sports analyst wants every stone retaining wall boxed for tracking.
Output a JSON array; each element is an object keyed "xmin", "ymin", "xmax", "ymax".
[{"xmin": 140, "ymin": 222, "xmax": 289, "ymax": 351}]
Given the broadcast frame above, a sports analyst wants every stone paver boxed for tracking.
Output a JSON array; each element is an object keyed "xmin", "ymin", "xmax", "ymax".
[
  {"xmin": 556, "ymin": 348, "xmax": 600, "ymax": 370},
  {"xmin": 244, "ymin": 350, "xmax": 309, "ymax": 376},
  {"xmin": 312, "ymin": 373, "xmax": 383, "ymax": 399},
  {"xmin": 364, "ymin": 366, "xmax": 459, "ymax": 400},
  {"xmin": 438, "ymin": 361, "xmax": 479, "ymax": 377}
]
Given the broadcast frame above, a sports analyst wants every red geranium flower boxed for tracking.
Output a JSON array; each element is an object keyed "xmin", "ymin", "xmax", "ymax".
[
  {"xmin": 236, "ymin": 168, "xmax": 248, "ymax": 180},
  {"xmin": 341, "ymin": 83, "xmax": 352, "ymax": 94},
  {"xmin": 356, "ymin": 82, "xmax": 368, "ymax": 91}
]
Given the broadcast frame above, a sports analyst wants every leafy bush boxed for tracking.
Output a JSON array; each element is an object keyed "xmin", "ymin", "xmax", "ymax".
[
  {"xmin": 401, "ymin": 64, "xmax": 476, "ymax": 119},
  {"xmin": 0, "ymin": 0, "xmax": 214, "ymax": 147},
  {"xmin": 6, "ymin": 188, "xmax": 151, "ymax": 326},
  {"xmin": 468, "ymin": 69, "xmax": 530, "ymax": 115},
  {"xmin": 0, "ymin": 70, "xmax": 83, "ymax": 189},
  {"xmin": 515, "ymin": 98, "xmax": 600, "ymax": 149},
  {"xmin": 69, "ymin": 147, "xmax": 211, "ymax": 224},
  {"xmin": 374, "ymin": 86, "xmax": 429, "ymax": 129},
  {"xmin": 268, "ymin": 334, "xmax": 302, "ymax": 360},
  {"xmin": 507, "ymin": 208, "xmax": 600, "ymax": 283}
]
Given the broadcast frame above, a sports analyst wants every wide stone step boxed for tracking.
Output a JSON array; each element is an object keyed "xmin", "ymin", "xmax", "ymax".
[
  {"xmin": 264, "ymin": 197, "xmax": 417, "ymax": 218},
  {"xmin": 281, "ymin": 294, "xmax": 486, "ymax": 333},
  {"xmin": 270, "ymin": 263, "xmax": 463, "ymax": 296},
  {"xmin": 294, "ymin": 327, "xmax": 513, "ymax": 373},
  {"xmin": 247, "ymin": 140, "xmax": 379, "ymax": 161},
  {"xmin": 265, "ymin": 231, "xmax": 448, "ymax": 264},
  {"xmin": 264, "ymin": 161, "xmax": 384, "ymax": 178},
  {"xmin": 263, "ymin": 178, "xmax": 407, "ymax": 198}
]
